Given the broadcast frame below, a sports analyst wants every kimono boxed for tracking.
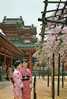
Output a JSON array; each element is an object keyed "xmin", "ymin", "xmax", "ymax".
[
  {"xmin": 21, "ymin": 67, "xmax": 32, "ymax": 99},
  {"xmin": 12, "ymin": 69, "xmax": 23, "ymax": 99}
]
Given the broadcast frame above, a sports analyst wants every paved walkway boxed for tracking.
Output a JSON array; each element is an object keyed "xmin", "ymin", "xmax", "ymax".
[
  {"xmin": 0, "ymin": 77, "xmax": 67, "ymax": 99},
  {"xmin": 0, "ymin": 81, "xmax": 13, "ymax": 99},
  {"xmin": 33, "ymin": 76, "xmax": 67, "ymax": 99}
]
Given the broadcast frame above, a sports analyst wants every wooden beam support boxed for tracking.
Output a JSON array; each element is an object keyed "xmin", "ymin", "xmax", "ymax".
[{"xmin": 44, "ymin": 1, "xmax": 66, "ymax": 4}]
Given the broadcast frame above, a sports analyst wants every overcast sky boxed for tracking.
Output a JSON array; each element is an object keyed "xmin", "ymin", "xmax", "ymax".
[
  {"xmin": 0, "ymin": 0, "xmax": 66, "ymax": 37},
  {"xmin": 0, "ymin": 0, "xmax": 44, "ymax": 34}
]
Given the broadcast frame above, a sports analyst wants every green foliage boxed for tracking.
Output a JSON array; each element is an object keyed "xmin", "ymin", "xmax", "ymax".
[
  {"xmin": 32, "ymin": 38, "xmax": 37, "ymax": 43},
  {"xmin": 38, "ymin": 48, "xmax": 42, "ymax": 55},
  {"xmin": 16, "ymin": 21, "xmax": 24, "ymax": 28},
  {"xmin": 59, "ymin": 38, "xmax": 63, "ymax": 46}
]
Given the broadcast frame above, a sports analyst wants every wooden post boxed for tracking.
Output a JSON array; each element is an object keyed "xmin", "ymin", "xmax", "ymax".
[
  {"xmin": 47, "ymin": 57, "xmax": 50, "ymax": 87},
  {"xmin": 5, "ymin": 57, "xmax": 12, "ymax": 80},
  {"xmin": 57, "ymin": 53, "xmax": 60, "ymax": 96},
  {"xmin": 47, "ymin": 67, "xmax": 50, "ymax": 87},
  {"xmin": 33, "ymin": 76, "xmax": 36, "ymax": 99},
  {"xmin": 62, "ymin": 61, "xmax": 64, "ymax": 88},
  {"xmin": 52, "ymin": 53, "xmax": 55, "ymax": 99}
]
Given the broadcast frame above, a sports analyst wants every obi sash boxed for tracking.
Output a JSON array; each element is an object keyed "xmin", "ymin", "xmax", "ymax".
[{"xmin": 22, "ymin": 75, "xmax": 30, "ymax": 81}]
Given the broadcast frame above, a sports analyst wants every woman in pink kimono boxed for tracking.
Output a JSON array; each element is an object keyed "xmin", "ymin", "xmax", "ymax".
[
  {"xmin": 21, "ymin": 62, "xmax": 32, "ymax": 99},
  {"xmin": 12, "ymin": 61, "xmax": 23, "ymax": 99}
]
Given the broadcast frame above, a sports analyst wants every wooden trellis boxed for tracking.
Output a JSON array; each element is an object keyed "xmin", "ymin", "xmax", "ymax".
[{"xmin": 38, "ymin": 1, "xmax": 67, "ymax": 99}]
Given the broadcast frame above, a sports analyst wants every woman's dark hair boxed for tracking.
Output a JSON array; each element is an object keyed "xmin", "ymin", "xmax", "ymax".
[{"xmin": 14, "ymin": 60, "xmax": 23, "ymax": 68}]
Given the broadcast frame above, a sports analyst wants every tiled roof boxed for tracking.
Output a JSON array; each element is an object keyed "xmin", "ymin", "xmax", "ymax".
[
  {"xmin": 3, "ymin": 16, "xmax": 24, "ymax": 25},
  {"xmin": 1, "ymin": 17, "xmax": 37, "ymax": 35}
]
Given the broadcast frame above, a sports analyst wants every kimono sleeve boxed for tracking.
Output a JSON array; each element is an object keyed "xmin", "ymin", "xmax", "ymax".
[{"xmin": 13, "ymin": 70, "xmax": 23, "ymax": 88}]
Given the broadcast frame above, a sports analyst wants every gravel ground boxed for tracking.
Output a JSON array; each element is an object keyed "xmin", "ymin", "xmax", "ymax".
[
  {"xmin": 0, "ymin": 81, "xmax": 13, "ymax": 99},
  {"xmin": 0, "ymin": 77, "xmax": 67, "ymax": 99}
]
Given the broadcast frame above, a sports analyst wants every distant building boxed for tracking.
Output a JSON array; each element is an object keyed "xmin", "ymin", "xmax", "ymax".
[
  {"xmin": 0, "ymin": 16, "xmax": 38, "ymax": 68},
  {"xmin": 0, "ymin": 16, "xmax": 37, "ymax": 43}
]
